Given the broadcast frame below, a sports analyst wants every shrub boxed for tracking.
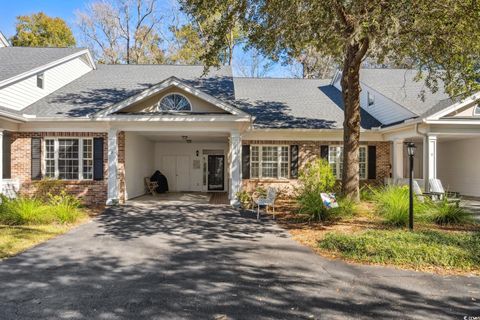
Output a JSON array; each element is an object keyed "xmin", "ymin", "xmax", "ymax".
[
  {"xmin": 33, "ymin": 179, "xmax": 64, "ymax": 202},
  {"xmin": 236, "ymin": 190, "xmax": 252, "ymax": 209},
  {"xmin": 425, "ymin": 198, "xmax": 473, "ymax": 225},
  {"xmin": 330, "ymin": 197, "xmax": 357, "ymax": 219},
  {"xmin": 0, "ymin": 191, "xmax": 85, "ymax": 225},
  {"xmin": 371, "ymin": 185, "xmax": 429, "ymax": 226},
  {"xmin": 0, "ymin": 197, "xmax": 52, "ymax": 225},
  {"xmin": 47, "ymin": 190, "xmax": 84, "ymax": 224},
  {"xmin": 360, "ymin": 186, "xmax": 375, "ymax": 201},
  {"xmin": 296, "ymin": 159, "xmax": 336, "ymax": 221}
]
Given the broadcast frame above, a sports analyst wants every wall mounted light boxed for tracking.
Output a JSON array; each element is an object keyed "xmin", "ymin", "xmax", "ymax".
[{"xmin": 196, "ymin": 150, "xmax": 199, "ymax": 157}]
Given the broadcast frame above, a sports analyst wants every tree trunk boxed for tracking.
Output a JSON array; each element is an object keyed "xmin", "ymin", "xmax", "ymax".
[{"xmin": 340, "ymin": 41, "xmax": 365, "ymax": 201}]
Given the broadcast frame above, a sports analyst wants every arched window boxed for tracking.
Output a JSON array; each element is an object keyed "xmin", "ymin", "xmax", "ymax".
[
  {"xmin": 474, "ymin": 104, "xmax": 480, "ymax": 116},
  {"xmin": 157, "ymin": 93, "xmax": 191, "ymax": 112}
]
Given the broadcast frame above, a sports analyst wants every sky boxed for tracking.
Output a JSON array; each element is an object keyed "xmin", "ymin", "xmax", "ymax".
[{"xmin": 0, "ymin": 0, "xmax": 296, "ymax": 77}]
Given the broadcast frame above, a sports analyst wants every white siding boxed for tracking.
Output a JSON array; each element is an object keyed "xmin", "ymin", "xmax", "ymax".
[
  {"xmin": 124, "ymin": 133, "xmax": 155, "ymax": 199},
  {"xmin": 0, "ymin": 56, "xmax": 92, "ymax": 111},
  {"xmin": 333, "ymin": 76, "xmax": 416, "ymax": 125},
  {"xmin": 360, "ymin": 84, "xmax": 415, "ymax": 125},
  {"xmin": 437, "ymin": 137, "xmax": 480, "ymax": 197}
]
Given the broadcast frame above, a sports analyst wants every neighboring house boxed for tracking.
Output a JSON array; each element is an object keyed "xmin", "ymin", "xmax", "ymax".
[{"xmin": 0, "ymin": 44, "xmax": 479, "ymax": 206}]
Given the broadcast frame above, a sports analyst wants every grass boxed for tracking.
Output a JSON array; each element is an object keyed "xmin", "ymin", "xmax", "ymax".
[
  {"xmin": 0, "ymin": 224, "xmax": 75, "ymax": 259},
  {"xmin": 318, "ymin": 229, "xmax": 480, "ymax": 273}
]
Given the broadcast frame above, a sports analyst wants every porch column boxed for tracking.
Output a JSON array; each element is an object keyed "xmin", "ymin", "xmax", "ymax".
[
  {"xmin": 229, "ymin": 131, "xmax": 241, "ymax": 206},
  {"xmin": 423, "ymin": 135, "xmax": 437, "ymax": 191},
  {"xmin": 106, "ymin": 128, "xmax": 119, "ymax": 205},
  {"xmin": 392, "ymin": 139, "xmax": 404, "ymax": 181}
]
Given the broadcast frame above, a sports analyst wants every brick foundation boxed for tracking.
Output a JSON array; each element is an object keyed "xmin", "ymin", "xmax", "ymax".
[{"xmin": 242, "ymin": 140, "xmax": 391, "ymax": 194}]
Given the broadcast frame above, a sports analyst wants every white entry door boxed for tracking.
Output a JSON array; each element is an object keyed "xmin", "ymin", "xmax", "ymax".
[
  {"xmin": 176, "ymin": 156, "xmax": 190, "ymax": 191},
  {"xmin": 161, "ymin": 155, "xmax": 191, "ymax": 191}
]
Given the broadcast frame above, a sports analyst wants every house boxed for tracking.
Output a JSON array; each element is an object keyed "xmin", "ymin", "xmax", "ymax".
[{"xmin": 0, "ymin": 43, "xmax": 479, "ymax": 206}]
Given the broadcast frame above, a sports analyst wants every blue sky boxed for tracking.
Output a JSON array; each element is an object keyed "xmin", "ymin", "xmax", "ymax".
[{"xmin": 0, "ymin": 0, "xmax": 295, "ymax": 77}]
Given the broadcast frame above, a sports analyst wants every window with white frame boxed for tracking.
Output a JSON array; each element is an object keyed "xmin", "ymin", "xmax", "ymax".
[
  {"xmin": 250, "ymin": 145, "xmax": 289, "ymax": 179},
  {"xmin": 328, "ymin": 146, "xmax": 367, "ymax": 180},
  {"xmin": 44, "ymin": 138, "xmax": 94, "ymax": 180}
]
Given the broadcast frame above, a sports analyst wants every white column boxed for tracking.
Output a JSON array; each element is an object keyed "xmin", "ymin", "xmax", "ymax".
[
  {"xmin": 229, "ymin": 131, "xmax": 241, "ymax": 206},
  {"xmin": 392, "ymin": 139, "xmax": 404, "ymax": 181},
  {"xmin": 106, "ymin": 128, "xmax": 119, "ymax": 205},
  {"xmin": 423, "ymin": 135, "xmax": 437, "ymax": 191}
]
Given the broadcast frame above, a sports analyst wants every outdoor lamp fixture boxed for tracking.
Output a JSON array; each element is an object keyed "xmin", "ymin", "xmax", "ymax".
[{"xmin": 406, "ymin": 142, "xmax": 416, "ymax": 230}]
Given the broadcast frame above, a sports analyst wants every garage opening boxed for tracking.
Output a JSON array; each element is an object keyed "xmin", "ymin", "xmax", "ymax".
[{"xmin": 123, "ymin": 131, "xmax": 230, "ymax": 202}]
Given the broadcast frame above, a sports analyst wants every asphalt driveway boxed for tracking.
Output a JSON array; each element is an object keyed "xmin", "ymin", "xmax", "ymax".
[{"xmin": 0, "ymin": 204, "xmax": 478, "ymax": 319}]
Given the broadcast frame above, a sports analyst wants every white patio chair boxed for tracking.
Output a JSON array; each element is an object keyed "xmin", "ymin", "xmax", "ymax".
[
  {"xmin": 428, "ymin": 178, "xmax": 461, "ymax": 206},
  {"xmin": 254, "ymin": 187, "xmax": 277, "ymax": 221}
]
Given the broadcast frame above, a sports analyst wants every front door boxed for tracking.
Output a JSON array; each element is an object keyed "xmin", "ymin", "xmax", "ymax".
[{"xmin": 208, "ymin": 155, "xmax": 224, "ymax": 191}]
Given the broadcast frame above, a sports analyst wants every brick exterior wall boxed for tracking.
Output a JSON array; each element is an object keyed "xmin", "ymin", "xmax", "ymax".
[
  {"xmin": 241, "ymin": 140, "xmax": 391, "ymax": 193},
  {"xmin": 10, "ymin": 132, "xmax": 111, "ymax": 206}
]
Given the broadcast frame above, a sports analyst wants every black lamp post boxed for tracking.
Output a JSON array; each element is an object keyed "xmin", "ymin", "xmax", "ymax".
[{"xmin": 406, "ymin": 142, "xmax": 417, "ymax": 230}]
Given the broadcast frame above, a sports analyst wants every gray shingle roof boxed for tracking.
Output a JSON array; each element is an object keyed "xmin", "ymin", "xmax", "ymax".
[
  {"xmin": 360, "ymin": 69, "xmax": 451, "ymax": 116},
  {"xmin": 233, "ymin": 78, "xmax": 381, "ymax": 129},
  {"xmin": 0, "ymin": 47, "xmax": 86, "ymax": 82},
  {"xmin": 22, "ymin": 64, "xmax": 234, "ymax": 118}
]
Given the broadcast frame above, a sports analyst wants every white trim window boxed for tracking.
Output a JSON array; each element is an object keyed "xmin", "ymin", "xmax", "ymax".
[
  {"xmin": 250, "ymin": 145, "xmax": 289, "ymax": 179},
  {"xmin": 328, "ymin": 145, "xmax": 368, "ymax": 180},
  {"xmin": 157, "ymin": 93, "xmax": 192, "ymax": 112},
  {"xmin": 44, "ymin": 138, "xmax": 93, "ymax": 180}
]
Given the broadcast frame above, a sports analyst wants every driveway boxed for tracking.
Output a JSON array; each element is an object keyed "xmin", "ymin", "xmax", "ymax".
[{"xmin": 0, "ymin": 204, "xmax": 478, "ymax": 319}]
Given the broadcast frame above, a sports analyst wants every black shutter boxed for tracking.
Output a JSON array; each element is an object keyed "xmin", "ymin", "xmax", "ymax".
[
  {"xmin": 31, "ymin": 138, "xmax": 41, "ymax": 180},
  {"xmin": 320, "ymin": 145, "xmax": 329, "ymax": 160},
  {"xmin": 290, "ymin": 145, "xmax": 299, "ymax": 179},
  {"xmin": 242, "ymin": 145, "xmax": 250, "ymax": 179},
  {"xmin": 3, "ymin": 132, "xmax": 11, "ymax": 179},
  {"xmin": 93, "ymin": 138, "xmax": 104, "ymax": 180},
  {"xmin": 368, "ymin": 145, "xmax": 377, "ymax": 180}
]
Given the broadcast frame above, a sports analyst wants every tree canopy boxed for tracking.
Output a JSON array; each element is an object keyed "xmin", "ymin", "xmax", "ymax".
[
  {"xmin": 11, "ymin": 12, "xmax": 76, "ymax": 47},
  {"xmin": 180, "ymin": 0, "xmax": 480, "ymax": 200}
]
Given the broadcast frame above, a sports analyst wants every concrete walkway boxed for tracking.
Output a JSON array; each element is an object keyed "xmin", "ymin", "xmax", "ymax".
[{"xmin": 0, "ymin": 204, "xmax": 478, "ymax": 319}]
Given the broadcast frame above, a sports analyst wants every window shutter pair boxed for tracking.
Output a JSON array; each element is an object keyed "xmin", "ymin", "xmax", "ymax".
[
  {"xmin": 241, "ymin": 144, "xmax": 299, "ymax": 179},
  {"xmin": 30, "ymin": 137, "xmax": 105, "ymax": 180},
  {"xmin": 320, "ymin": 145, "xmax": 377, "ymax": 179}
]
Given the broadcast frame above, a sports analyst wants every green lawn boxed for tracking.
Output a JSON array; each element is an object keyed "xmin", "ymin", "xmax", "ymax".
[
  {"xmin": 0, "ymin": 224, "xmax": 75, "ymax": 259},
  {"xmin": 319, "ymin": 229, "xmax": 480, "ymax": 273}
]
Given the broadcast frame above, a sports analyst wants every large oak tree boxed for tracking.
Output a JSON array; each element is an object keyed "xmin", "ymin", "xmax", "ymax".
[{"xmin": 180, "ymin": 0, "xmax": 480, "ymax": 200}]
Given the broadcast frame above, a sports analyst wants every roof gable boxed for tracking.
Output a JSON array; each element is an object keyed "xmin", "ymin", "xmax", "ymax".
[{"xmin": 95, "ymin": 76, "xmax": 249, "ymax": 117}]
